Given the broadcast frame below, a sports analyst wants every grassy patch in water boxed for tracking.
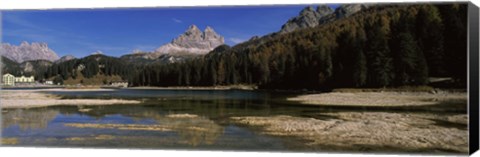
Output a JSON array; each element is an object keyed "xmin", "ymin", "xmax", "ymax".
[{"xmin": 1, "ymin": 138, "xmax": 19, "ymax": 145}]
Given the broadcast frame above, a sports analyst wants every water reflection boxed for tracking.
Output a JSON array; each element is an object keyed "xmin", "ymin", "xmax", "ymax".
[
  {"xmin": 3, "ymin": 105, "xmax": 226, "ymax": 147},
  {"xmin": 1, "ymin": 89, "xmax": 466, "ymax": 151},
  {"xmin": 72, "ymin": 108, "xmax": 225, "ymax": 146},
  {"xmin": 160, "ymin": 114, "xmax": 224, "ymax": 146},
  {"xmin": 2, "ymin": 108, "xmax": 59, "ymax": 131}
]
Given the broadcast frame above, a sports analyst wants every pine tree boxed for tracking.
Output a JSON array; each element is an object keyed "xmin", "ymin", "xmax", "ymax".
[{"xmin": 365, "ymin": 19, "xmax": 394, "ymax": 87}]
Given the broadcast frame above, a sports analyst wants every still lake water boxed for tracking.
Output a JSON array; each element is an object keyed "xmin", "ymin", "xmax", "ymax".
[{"xmin": 1, "ymin": 89, "xmax": 467, "ymax": 152}]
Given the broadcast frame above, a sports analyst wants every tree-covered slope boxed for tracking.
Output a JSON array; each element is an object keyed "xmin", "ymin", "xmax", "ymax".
[
  {"xmin": 20, "ymin": 60, "xmax": 53, "ymax": 81},
  {"xmin": 132, "ymin": 3, "xmax": 467, "ymax": 90},
  {"xmin": 45, "ymin": 54, "xmax": 137, "ymax": 84},
  {"xmin": 1, "ymin": 56, "xmax": 22, "ymax": 76}
]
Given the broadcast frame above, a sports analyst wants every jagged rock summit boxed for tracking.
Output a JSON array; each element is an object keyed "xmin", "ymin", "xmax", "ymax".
[
  {"xmin": 55, "ymin": 55, "xmax": 76, "ymax": 63},
  {"xmin": 280, "ymin": 5, "xmax": 334, "ymax": 33},
  {"xmin": 334, "ymin": 4, "xmax": 372, "ymax": 18},
  {"xmin": 0, "ymin": 41, "xmax": 59, "ymax": 63},
  {"xmin": 149, "ymin": 25, "xmax": 225, "ymax": 58},
  {"xmin": 280, "ymin": 4, "xmax": 371, "ymax": 33}
]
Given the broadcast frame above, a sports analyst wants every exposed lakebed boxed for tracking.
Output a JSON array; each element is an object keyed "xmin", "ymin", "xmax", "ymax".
[{"xmin": 0, "ymin": 88, "xmax": 468, "ymax": 154}]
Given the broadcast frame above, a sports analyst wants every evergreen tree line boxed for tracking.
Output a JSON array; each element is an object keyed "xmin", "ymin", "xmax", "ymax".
[
  {"xmin": 44, "ymin": 54, "xmax": 136, "ymax": 84},
  {"xmin": 23, "ymin": 60, "xmax": 52, "ymax": 81},
  {"xmin": 37, "ymin": 4, "xmax": 466, "ymax": 89},
  {"xmin": 1, "ymin": 56, "xmax": 23, "ymax": 76},
  {"xmin": 131, "ymin": 4, "xmax": 467, "ymax": 90},
  {"xmin": 0, "ymin": 57, "xmax": 50, "ymax": 81}
]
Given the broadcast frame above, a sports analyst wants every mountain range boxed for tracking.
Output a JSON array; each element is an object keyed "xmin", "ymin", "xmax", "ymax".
[
  {"xmin": 280, "ymin": 4, "xmax": 371, "ymax": 33},
  {"xmin": 0, "ymin": 4, "xmax": 368, "ymax": 65},
  {"xmin": 0, "ymin": 3, "xmax": 465, "ymax": 89},
  {"xmin": 119, "ymin": 25, "xmax": 225, "ymax": 64},
  {"xmin": 0, "ymin": 42, "xmax": 59, "ymax": 63},
  {"xmin": 150, "ymin": 25, "xmax": 225, "ymax": 58},
  {"xmin": 55, "ymin": 55, "xmax": 76, "ymax": 63},
  {"xmin": 1, "ymin": 25, "xmax": 225, "ymax": 65}
]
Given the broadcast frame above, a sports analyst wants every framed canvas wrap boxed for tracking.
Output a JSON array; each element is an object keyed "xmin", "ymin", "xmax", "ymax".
[{"xmin": 0, "ymin": 0, "xmax": 479, "ymax": 156}]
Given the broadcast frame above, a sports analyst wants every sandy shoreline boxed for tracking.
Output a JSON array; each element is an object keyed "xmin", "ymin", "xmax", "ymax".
[
  {"xmin": 230, "ymin": 112, "xmax": 468, "ymax": 153},
  {"xmin": 0, "ymin": 88, "xmax": 469, "ymax": 152},
  {"xmin": 287, "ymin": 92, "xmax": 467, "ymax": 107},
  {"xmin": 1, "ymin": 88, "xmax": 468, "ymax": 108},
  {"xmin": 129, "ymin": 85, "xmax": 257, "ymax": 90},
  {"xmin": 0, "ymin": 89, "xmax": 141, "ymax": 109}
]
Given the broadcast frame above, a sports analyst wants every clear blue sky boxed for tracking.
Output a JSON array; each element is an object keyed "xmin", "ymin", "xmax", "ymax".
[{"xmin": 2, "ymin": 4, "xmax": 339, "ymax": 58}]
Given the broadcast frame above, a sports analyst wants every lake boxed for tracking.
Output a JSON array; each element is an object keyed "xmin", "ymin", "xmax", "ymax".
[{"xmin": 1, "ymin": 88, "xmax": 468, "ymax": 153}]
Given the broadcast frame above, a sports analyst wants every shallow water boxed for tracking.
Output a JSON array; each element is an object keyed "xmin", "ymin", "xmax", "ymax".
[{"xmin": 1, "ymin": 89, "xmax": 468, "ymax": 153}]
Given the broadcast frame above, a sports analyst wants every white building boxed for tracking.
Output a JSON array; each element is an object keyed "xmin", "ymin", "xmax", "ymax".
[
  {"xmin": 15, "ymin": 75, "xmax": 35, "ymax": 83},
  {"xmin": 2, "ymin": 73, "xmax": 16, "ymax": 86},
  {"xmin": 111, "ymin": 81, "xmax": 129, "ymax": 88},
  {"xmin": 2, "ymin": 73, "xmax": 35, "ymax": 86}
]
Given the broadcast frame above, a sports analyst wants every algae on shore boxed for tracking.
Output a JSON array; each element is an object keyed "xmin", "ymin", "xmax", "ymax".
[
  {"xmin": 0, "ymin": 89, "xmax": 141, "ymax": 109},
  {"xmin": 230, "ymin": 112, "xmax": 468, "ymax": 153},
  {"xmin": 287, "ymin": 92, "xmax": 466, "ymax": 107},
  {"xmin": 1, "ymin": 138, "xmax": 19, "ymax": 145},
  {"xmin": 64, "ymin": 113, "xmax": 224, "ymax": 146}
]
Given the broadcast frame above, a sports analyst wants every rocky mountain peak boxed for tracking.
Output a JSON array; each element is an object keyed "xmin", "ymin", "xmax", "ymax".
[
  {"xmin": 317, "ymin": 5, "xmax": 334, "ymax": 16},
  {"xmin": 151, "ymin": 25, "xmax": 224, "ymax": 58},
  {"xmin": 280, "ymin": 4, "xmax": 370, "ymax": 33},
  {"xmin": 249, "ymin": 35, "xmax": 260, "ymax": 41},
  {"xmin": 300, "ymin": 6, "xmax": 316, "ymax": 15},
  {"xmin": 183, "ymin": 25, "xmax": 202, "ymax": 38},
  {"xmin": 335, "ymin": 4, "xmax": 371, "ymax": 18},
  {"xmin": 91, "ymin": 50, "xmax": 104, "ymax": 55},
  {"xmin": 204, "ymin": 26, "xmax": 214, "ymax": 32},
  {"xmin": 0, "ymin": 41, "xmax": 59, "ymax": 63},
  {"xmin": 280, "ymin": 5, "xmax": 334, "ymax": 33},
  {"xmin": 132, "ymin": 49, "xmax": 146, "ymax": 54},
  {"xmin": 55, "ymin": 55, "xmax": 76, "ymax": 63},
  {"xmin": 188, "ymin": 24, "xmax": 200, "ymax": 31},
  {"xmin": 203, "ymin": 26, "xmax": 223, "ymax": 43},
  {"xmin": 20, "ymin": 41, "xmax": 30, "ymax": 46}
]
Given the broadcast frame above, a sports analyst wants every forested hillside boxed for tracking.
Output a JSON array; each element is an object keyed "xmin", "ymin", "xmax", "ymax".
[
  {"xmin": 131, "ymin": 4, "xmax": 467, "ymax": 90},
  {"xmin": 20, "ymin": 60, "xmax": 53, "ymax": 81},
  {"xmin": 1, "ymin": 56, "xmax": 22, "ymax": 76},
  {"xmin": 44, "ymin": 54, "xmax": 136, "ymax": 84}
]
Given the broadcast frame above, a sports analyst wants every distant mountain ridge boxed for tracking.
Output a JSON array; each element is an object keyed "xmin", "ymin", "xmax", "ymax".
[
  {"xmin": 1, "ymin": 4, "xmax": 466, "ymax": 90},
  {"xmin": 0, "ymin": 6, "xmax": 369, "ymax": 66},
  {"xmin": 280, "ymin": 5, "xmax": 334, "ymax": 33},
  {"xmin": 1, "ymin": 56, "xmax": 22, "ymax": 76},
  {"xmin": 21, "ymin": 60, "xmax": 53, "ymax": 73},
  {"xmin": 280, "ymin": 4, "xmax": 372, "ymax": 33},
  {"xmin": 55, "ymin": 55, "xmax": 76, "ymax": 63},
  {"xmin": 0, "ymin": 55, "xmax": 52, "ymax": 80},
  {"xmin": 0, "ymin": 41, "xmax": 60, "ymax": 63},
  {"xmin": 148, "ymin": 25, "xmax": 225, "ymax": 59}
]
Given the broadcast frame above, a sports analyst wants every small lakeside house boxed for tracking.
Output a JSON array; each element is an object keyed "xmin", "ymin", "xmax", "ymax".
[
  {"xmin": 111, "ymin": 81, "xmax": 129, "ymax": 88},
  {"xmin": 1, "ymin": 73, "xmax": 35, "ymax": 86},
  {"xmin": 2, "ymin": 73, "xmax": 16, "ymax": 86}
]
